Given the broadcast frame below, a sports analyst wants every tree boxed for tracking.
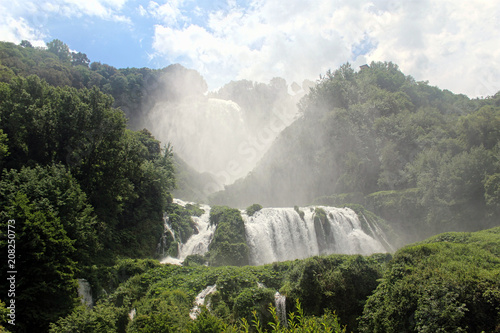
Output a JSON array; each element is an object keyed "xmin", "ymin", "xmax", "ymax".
[
  {"xmin": 0, "ymin": 75, "xmax": 175, "ymax": 259},
  {"xmin": 20, "ymin": 40, "xmax": 33, "ymax": 48},
  {"xmin": 71, "ymin": 52, "xmax": 90, "ymax": 67},
  {"xmin": 0, "ymin": 192, "xmax": 79, "ymax": 332},
  {"xmin": 0, "ymin": 165, "xmax": 101, "ymax": 265},
  {"xmin": 46, "ymin": 39, "xmax": 71, "ymax": 63}
]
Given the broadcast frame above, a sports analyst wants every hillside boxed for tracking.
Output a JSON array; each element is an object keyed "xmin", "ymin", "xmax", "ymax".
[
  {"xmin": 210, "ymin": 62, "xmax": 500, "ymax": 243},
  {"xmin": 48, "ymin": 227, "xmax": 500, "ymax": 332}
]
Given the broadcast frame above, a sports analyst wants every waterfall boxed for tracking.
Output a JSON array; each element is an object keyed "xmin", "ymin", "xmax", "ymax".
[
  {"xmin": 190, "ymin": 285, "xmax": 218, "ymax": 320},
  {"xmin": 148, "ymin": 98, "xmax": 251, "ymax": 185},
  {"xmin": 128, "ymin": 308, "xmax": 136, "ymax": 321},
  {"xmin": 157, "ymin": 214, "xmax": 177, "ymax": 257},
  {"xmin": 77, "ymin": 279, "xmax": 93, "ymax": 308},
  {"xmin": 160, "ymin": 201, "xmax": 390, "ymax": 266},
  {"xmin": 243, "ymin": 206, "xmax": 388, "ymax": 265},
  {"xmin": 161, "ymin": 199, "xmax": 215, "ymax": 265},
  {"xmin": 274, "ymin": 292, "xmax": 287, "ymax": 326}
]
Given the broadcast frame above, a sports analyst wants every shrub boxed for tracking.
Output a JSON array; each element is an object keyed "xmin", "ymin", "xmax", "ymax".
[{"xmin": 246, "ymin": 203, "xmax": 263, "ymax": 216}]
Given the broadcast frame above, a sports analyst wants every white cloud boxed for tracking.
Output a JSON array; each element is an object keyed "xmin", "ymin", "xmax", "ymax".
[
  {"xmin": 0, "ymin": 0, "xmax": 131, "ymax": 47},
  {"xmin": 0, "ymin": 15, "xmax": 46, "ymax": 46},
  {"xmin": 138, "ymin": 5, "xmax": 148, "ymax": 17},
  {"xmin": 365, "ymin": 0, "xmax": 500, "ymax": 97},
  {"xmin": 151, "ymin": 0, "xmax": 500, "ymax": 97},
  {"xmin": 146, "ymin": 0, "xmax": 187, "ymax": 26}
]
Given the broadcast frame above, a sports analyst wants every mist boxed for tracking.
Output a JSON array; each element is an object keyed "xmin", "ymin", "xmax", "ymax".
[{"xmin": 142, "ymin": 65, "xmax": 311, "ymax": 195}]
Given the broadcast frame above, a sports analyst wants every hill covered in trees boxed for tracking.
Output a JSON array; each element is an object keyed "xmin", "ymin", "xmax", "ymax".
[{"xmin": 211, "ymin": 62, "xmax": 500, "ymax": 243}]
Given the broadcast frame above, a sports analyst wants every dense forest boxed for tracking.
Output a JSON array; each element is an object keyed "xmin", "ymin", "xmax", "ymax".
[{"xmin": 0, "ymin": 40, "xmax": 499, "ymax": 332}]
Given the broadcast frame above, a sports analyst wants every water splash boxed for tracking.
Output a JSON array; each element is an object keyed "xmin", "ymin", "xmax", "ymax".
[
  {"xmin": 128, "ymin": 308, "xmax": 136, "ymax": 321},
  {"xmin": 157, "ymin": 214, "xmax": 177, "ymax": 258}
]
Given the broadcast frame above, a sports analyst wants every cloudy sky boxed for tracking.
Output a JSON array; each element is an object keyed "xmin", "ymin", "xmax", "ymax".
[{"xmin": 1, "ymin": 0, "xmax": 499, "ymax": 97}]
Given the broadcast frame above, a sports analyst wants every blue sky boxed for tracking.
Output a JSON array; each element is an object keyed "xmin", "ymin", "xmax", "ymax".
[{"xmin": 1, "ymin": 0, "xmax": 500, "ymax": 97}]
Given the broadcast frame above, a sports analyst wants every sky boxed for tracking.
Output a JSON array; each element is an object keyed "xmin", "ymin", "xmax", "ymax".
[{"xmin": 1, "ymin": 0, "xmax": 499, "ymax": 97}]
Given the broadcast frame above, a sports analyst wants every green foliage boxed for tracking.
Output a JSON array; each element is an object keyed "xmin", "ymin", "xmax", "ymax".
[
  {"xmin": 0, "ymin": 164, "xmax": 100, "ymax": 266},
  {"xmin": 183, "ymin": 254, "xmax": 207, "ymax": 267},
  {"xmin": 53, "ymin": 254, "xmax": 369, "ymax": 332},
  {"xmin": 484, "ymin": 172, "xmax": 500, "ymax": 214},
  {"xmin": 0, "ymin": 192, "xmax": 79, "ymax": 332},
  {"xmin": 365, "ymin": 188, "xmax": 424, "ymax": 243},
  {"xmin": 208, "ymin": 206, "xmax": 249, "ymax": 266},
  {"xmin": 359, "ymin": 227, "xmax": 500, "ymax": 333},
  {"xmin": 165, "ymin": 203, "xmax": 196, "ymax": 243},
  {"xmin": 0, "ymin": 41, "xmax": 207, "ymax": 130},
  {"xmin": 185, "ymin": 203, "xmax": 205, "ymax": 216},
  {"xmin": 246, "ymin": 203, "xmax": 263, "ymax": 216},
  {"xmin": 190, "ymin": 308, "xmax": 227, "ymax": 333},
  {"xmin": 0, "ymin": 49, "xmax": 176, "ymax": 329},
  {"xmin": 0, "ymin": 300, "xmax": 12, "ymax": 332},
  {"xmin": 266, "ymin": 299, "xmax": 347, "ymax": 333},
  {"xmin": 281, "ymin": 255, "xmax": 388, "ymax": 331},
  {"xmin": 47, "ymin": 39, "xmax": 71, "ymax": 63},
  {"xmin": 0, "ymin": 75, "xmax": 175, "ymax": 259},
  {"xmin": 49, "ymin": 304, "xmax": 121, "ymax": 333},
  {"xmin": 313, "ymin": 208, "xmax": 332, "ymax": 249},
  {"xmin": 0, "ymin": 128, "xmax": 8, "ymax": 165},
  {"xmin": 313, "ymin": 207, "xmax": 327, "ymax": 225},
  {"xmin": 51, "ymin": 229, "xmax": 500, "ymax": 333}
]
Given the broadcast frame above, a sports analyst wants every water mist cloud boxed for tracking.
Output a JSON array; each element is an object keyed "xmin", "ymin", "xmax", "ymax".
[{"xmin": 145, "ymin": 69, "xmax": 301, "ymax": 191}]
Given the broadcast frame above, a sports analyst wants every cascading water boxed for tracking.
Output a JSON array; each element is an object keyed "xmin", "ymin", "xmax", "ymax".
[
  {"xmin": 148, "ymin": 97, "xmax": 250, "ymax": 184},
  {"xmin": 243, "ymin": 206, "xmax": 388, "ymax": 265},
  {"xmin": 190, "ymin": 285, "xmax": 217, "ymax": 320},
  {"xmin": 160, "ymin": 199, "xmax": 215, "ymax": 265},
  {"xmin": 77, "ymin": 278, "xmax": 93, "ymax": 308},
  {"xmin": 157, "ymin": 214, "xmax": 177, "ymax": 257},
  {"xmin": 160, "ymin": 201, "xmax": 390, "ymax": 266},
  {"xmin": 274, "ymin": 292, "xmax": 287, "ymax": 327}
]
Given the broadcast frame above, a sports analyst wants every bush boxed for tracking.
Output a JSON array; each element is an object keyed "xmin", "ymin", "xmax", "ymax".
[
  {"xmin": 359, "ymin": 228, "xmax": 500, "ymax": 333},
  {"xmin": 183, "ymin": 254, "xmax": 207, "ymax": 267},
  {"xmin": 246, "ymin": 203, "xmax": 263, "ymax": 216},
  {"xmin": 208, "ymin": 207, "xmax": 249, "ymax": 266}
]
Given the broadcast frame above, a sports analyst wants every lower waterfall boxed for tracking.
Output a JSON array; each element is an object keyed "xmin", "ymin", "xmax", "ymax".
[
  {"xmin": 274, "ymin": 292, "xmax": 287, "ymax": 326},
  {"xmin": 159, "ymin": 200, "xmax": 390, "ymax": 266},
  {"xmin": 244, "ymin": 206, "xmax": 388, "ymax": 265}
]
